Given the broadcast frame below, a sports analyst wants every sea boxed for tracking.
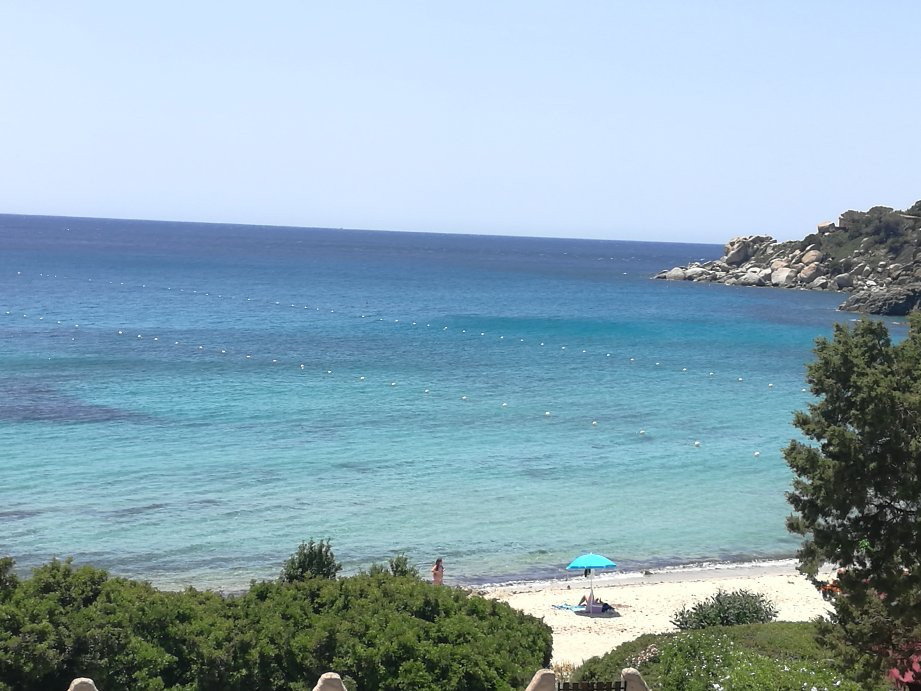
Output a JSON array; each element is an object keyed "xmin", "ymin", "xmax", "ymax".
[{"xmin": 0, "ymin": 214, "xmax": 888, "ymax": 590}]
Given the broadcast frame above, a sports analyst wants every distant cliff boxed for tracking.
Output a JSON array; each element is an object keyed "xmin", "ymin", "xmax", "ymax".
[{"xmin": 654, "ymin": 200, "xmax": 921, "ymax": 315}]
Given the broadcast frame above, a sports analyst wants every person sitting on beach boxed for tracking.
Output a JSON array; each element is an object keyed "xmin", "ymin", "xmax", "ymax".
[
  {"xmin": 431, "ymin": 558, "xmax": 444, "ymax": 585},
  {"xmin": 579, "ymin": 592, "xmax": 613, "ymax": 612}
]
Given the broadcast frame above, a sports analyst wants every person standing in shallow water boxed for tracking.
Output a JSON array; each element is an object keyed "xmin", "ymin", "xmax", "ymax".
[{"xmin": 431, "ymin": 558, "xmax": 444, "ymax": 585}]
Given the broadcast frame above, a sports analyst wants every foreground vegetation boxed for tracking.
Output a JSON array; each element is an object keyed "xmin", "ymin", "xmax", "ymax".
[
  {"xmin": 0, "ymin": 548, "xmax": 551, "ymax": 691},
  {"xmin": 573, "ymin": 622, "xmax": 889, "ymax": 690},
  {"xmin": 786, "ymin": 313, "xmax": 921, "ymax": 681}
]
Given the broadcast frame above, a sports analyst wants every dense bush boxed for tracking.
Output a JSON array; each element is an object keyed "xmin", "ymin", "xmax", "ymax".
[
  {"xmin": 573, "ymin": 622, "xmax": 887, "ymax": 690},
  {"xmin": 670, "ymin": 589, "xmax": 778, "ymax": 630},
  {"xmin": 659, "ymin": 630, "xmax": 861, "ymax": 691},
  {"xmin": 279, "ymin": 538, "xmax": 342, "ymax": 582},
  {"xmin": 0, "ymin": 554, "xmax": 551, "ymax": 691}
]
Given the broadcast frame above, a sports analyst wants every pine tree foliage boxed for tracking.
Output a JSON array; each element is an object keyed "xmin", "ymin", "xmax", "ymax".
[{"xmin": 785, "ymin": 313, "xmax": 921, "ymax": 678}]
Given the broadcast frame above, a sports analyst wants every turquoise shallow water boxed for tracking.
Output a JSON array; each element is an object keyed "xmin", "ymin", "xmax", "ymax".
[{"xmin": 0, "ymin": 215, "xmax": 877, "ymax": 588}]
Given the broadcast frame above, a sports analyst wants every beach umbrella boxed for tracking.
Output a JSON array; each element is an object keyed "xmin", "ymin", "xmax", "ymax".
[{"xmin": 566, "ymin": 553, "xmax": 617, "ymax": 595}]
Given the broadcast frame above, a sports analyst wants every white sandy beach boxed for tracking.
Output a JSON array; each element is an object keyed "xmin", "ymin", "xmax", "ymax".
[{"xmin": 481, "ymin": 560, "xmax": 833, "ymax": 666}]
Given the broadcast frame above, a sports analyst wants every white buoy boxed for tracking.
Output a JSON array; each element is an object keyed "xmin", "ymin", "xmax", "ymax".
[
  {"xmin": 300, "ymin": 364, "xmax": 305, "ymax": 369},
  {"xmin": 768, "ymin": 383, "xmax": 774, "ymax": 388},
  {"xmin": 630, "ymin": 357, "xmax": 635, "ymax": 362},
  {"xmin": 753, "ymin": 451, "xmax": 761, "ymax": 457},
  {"xmin": 639, "ymin": 429, "xmax": 645, "ymax": 435},
  {"xmin": 391, "ymin": 382, "xmax": 396, "ymax": 386},
  {"xmin": 501, "ymin": 402, "xmax": 508, "ymax": 407},
  {"xmin": 544, "ymin": 411, "xmax": 551, "ymax": 416},
  {"xmin": 221, "ymin": 349, "xmax": 226, "ymax": 354},
  {"xmin": 461, "ymin": 395, "xmax": 467, "ymax": 400},
  {"xmin": 738, "ymin": 377, "xmax": 743, "ymax": 381},
  {"xmin": 694, "ymin": 440, "xmax": 701, "ymax": 447},
  {"xmin": 424, "ymin": 389, "xmax": 429, "ymax": 393},
  {"xmin": 592, "ymin": 420, "xmax": 598, "ymax": 426},
  {"xmin": 326, "ymin": 370, "xmax": 332, "ymax": 374},
  {"xmin": 359, "ymin": 375, "xmax": 364, "ymax": 380},
  {"xmin": 709, "ymin": 372, "xmax": 714, "ymax": 376},
  {"xmin": 682, "ymin": 368, "xmax": 687, "ymax": 372},
  {"xmin": 117, "ymin": 330, "xmax": 122, "ymax": 335},
  {"xmin": 606, "ymin": 353, "xmax": 611, "ymax": 357}
]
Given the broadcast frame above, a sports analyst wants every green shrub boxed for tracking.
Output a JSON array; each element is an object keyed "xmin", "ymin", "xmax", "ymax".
[
  {"xmin": 279, "ymin": 538, "xmax": 342, "ymax": 582},
  {"xmin": 671, "ymin": 589, "xmax": 777, "ymax": 630},
  {"xmin": 388, "ymin": 553, "xmax": 420, "ymax": 578},
  {"xmin": 573, "ymin": 633, "xmax": 662, "ymax": 683},
  {"xmin": 659, "ymin": 630, "xmax": 861, "ymax": 691},
  {"xmin": 573, "ymin": 622, "xmax": 889, "ymax": 690},
  {"xmin": 0, "ymin": 552, "xmax": 551, "ymax": 691},
  {"xmin": 0, "ymin": 558, "xmax": 17, "ymax": 602}
]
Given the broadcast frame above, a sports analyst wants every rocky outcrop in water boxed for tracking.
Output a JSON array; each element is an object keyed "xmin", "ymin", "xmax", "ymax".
[{"xmin": 654, "ymin": 201, "xmax": 921, "ymax": 315}]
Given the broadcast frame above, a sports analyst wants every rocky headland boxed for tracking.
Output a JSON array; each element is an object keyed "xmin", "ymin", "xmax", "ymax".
[{"xmin": 655, "ymin": 200, "xmax": 921, "ymax": 315}]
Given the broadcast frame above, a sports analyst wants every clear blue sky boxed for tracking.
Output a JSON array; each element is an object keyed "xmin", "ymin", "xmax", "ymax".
[{"xmin": 1, "ymin": 2, "xmax": 918, "ymax": 243}]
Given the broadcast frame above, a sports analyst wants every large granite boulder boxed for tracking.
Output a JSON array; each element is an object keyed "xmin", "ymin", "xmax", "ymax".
[
  {"xmin": 835, "ymin": 273, "xmax": 855, "ymax": 289},
  {"xmin": 770, "ymin": 258, "xmax": 789, "ymax": 271},
  {"xmin": 798, "ymin": 262, "xmax": 823, "ymax": 283},
  {"xmin": 664, "ymin": 267, "xmax": 687, "ymax": 281},
  {"xmin": 724, "ymin": 235, "xmax": 774, "ymax": 266},
  {"xmin": 840, "ymin": 284, "xmax": 921, "ymax": 315},
  {"xmin": 738, "ymin": 271, "xmax": 764, "ymax": 286},
  {"xmin": 771, "ymin": 267, "xmax": 798, "ymax": 286},
  {"xmin": 801, "ymin": 249, "xmax": 824, "ymax": 265}
]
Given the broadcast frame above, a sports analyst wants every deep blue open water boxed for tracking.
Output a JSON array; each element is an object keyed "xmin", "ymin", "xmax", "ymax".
[{"xmin": 0, "ymin": 214, "xmax": 875, "ymax": 588}]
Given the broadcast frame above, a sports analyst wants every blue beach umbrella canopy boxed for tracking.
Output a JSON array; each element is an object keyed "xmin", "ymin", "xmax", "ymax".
[
  {"xmin": 566, "ymin": 553, "xmax": 617, "ymax": 571},
  {"xmin": 566, "ymin": 553, "xmax": 617, "ymax": 594}
]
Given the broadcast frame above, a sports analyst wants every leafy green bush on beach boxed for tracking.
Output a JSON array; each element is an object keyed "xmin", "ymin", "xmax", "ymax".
[
  {"xmin": 659, "ymin": 630, "xmax": 861, "ymax": 691},
  {"xmin": 279, "ymin": 537, "xmax": 342, "ymax": 582},
  {"xmin": 670, "ymin": 589, "xmax": 778, "ymax": 630},
  {"xmin": 573, "ymin": 622, "xmax": 882, "ymax": 690},
  {"xmin": 0, "ymin": 551, "xmax": 551, "ymax": 691}
]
